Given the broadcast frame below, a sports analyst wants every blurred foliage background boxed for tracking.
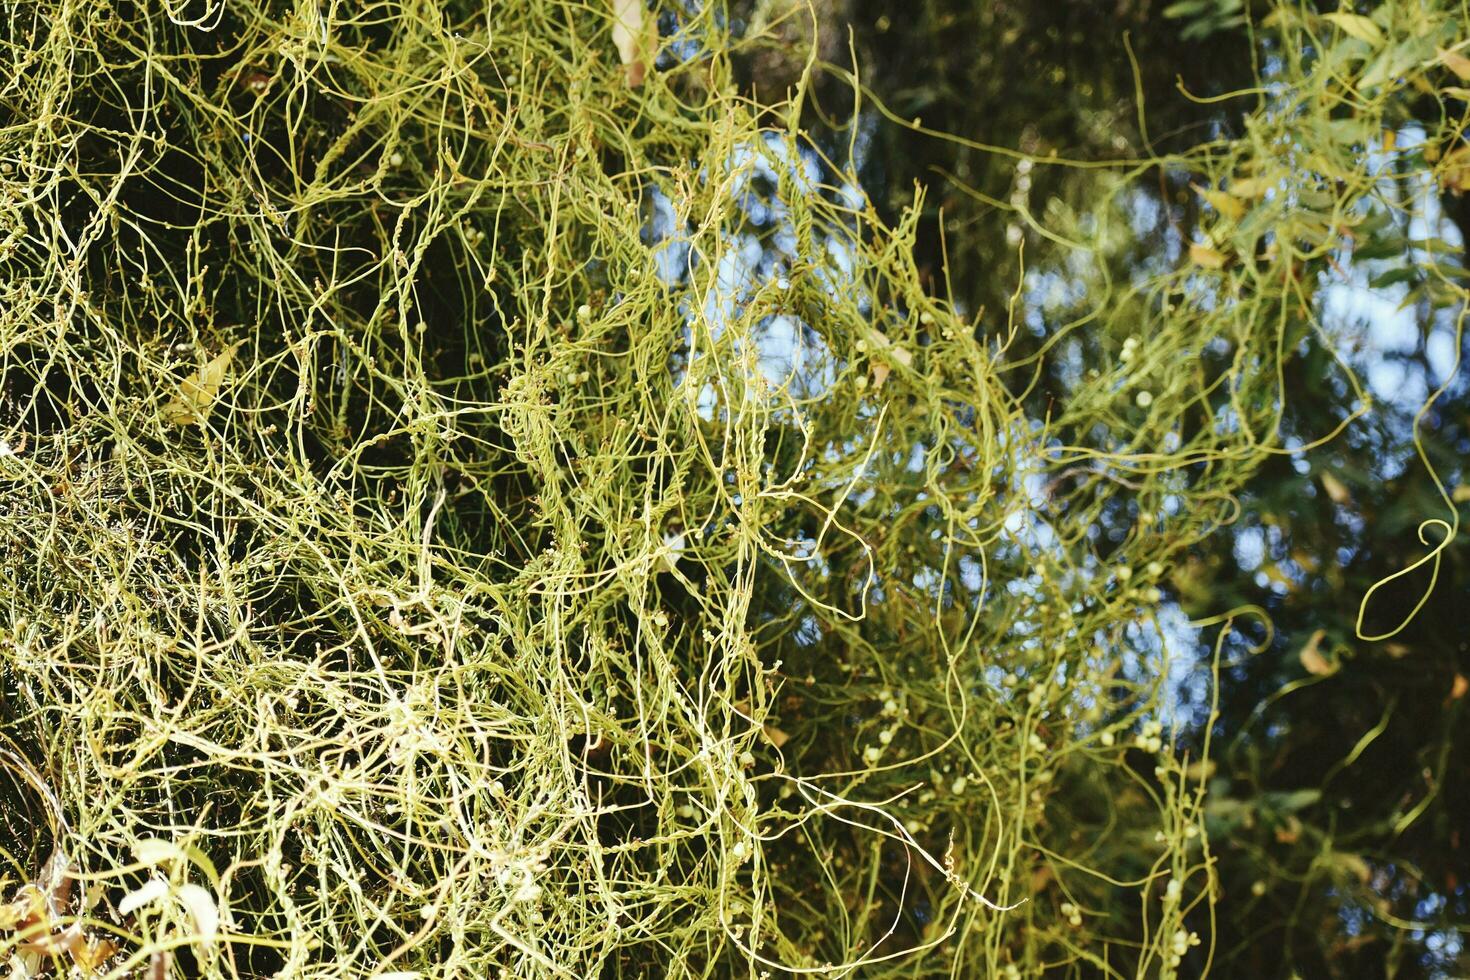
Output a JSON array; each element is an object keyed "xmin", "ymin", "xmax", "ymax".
[{"xmin": 772, "ymin": 0, "xmax": 1470, "ymax": 974}]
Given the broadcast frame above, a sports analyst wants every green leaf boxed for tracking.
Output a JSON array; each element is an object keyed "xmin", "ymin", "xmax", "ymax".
[
  {"xmin": 1368, "ymin": 267, "xmax": 1418, "ymax": 289},
  {"xmin": 1296, "ymin": 188, "xmax": 1338, "ymax": 210},
  {"xmin": 1264, "ymin": 789, "xmax": 1322, "ymax": 813},
  {"xmin": 1163, "ymin": 0, "xmax": 1213, "ymax": 18},
  {"xmin": 1351, "ymin": 235, "xmax": 1408, "ymax": 262},
  {"xmin": 1406, "ymin": 237, "xmax": 1464, "ymax": 255},
  {"xmin": 1359, "ymin": 37, "xmax": 1438, "ymax": 89},
  {"xmin": 1353, "ymin": 208, "xmax": 1394, "ymax": 236}
]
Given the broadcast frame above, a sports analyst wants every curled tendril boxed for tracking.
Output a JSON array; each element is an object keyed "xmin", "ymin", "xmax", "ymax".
[{"xmin": 1355, "ymin": 518, "xmax": 1456, "ymax": 642}]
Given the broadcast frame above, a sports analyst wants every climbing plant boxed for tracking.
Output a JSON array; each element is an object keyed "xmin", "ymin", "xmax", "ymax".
[{"xmin": 0, "ymin": 1, "xmax": 1464, "ymax": 976}]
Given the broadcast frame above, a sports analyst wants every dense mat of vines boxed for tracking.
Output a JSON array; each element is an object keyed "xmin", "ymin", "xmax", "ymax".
[{"xmin": 0, "ymin": 0, "xmax": 1464, "ymax": 976}]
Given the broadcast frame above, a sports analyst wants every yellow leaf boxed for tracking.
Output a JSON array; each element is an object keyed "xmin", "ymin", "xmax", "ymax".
[
  {"xmin": 1319, "ymin": 471, "xmax": 1351, "ymax": 505},
  {"xmin": 1189, "ymin": 243, "xmax": 1229, "ymax": 269},
  {"xmin": 1451, "ymin": 673, "xmax": 1468, "ymax": 700},
  {"xmin": 1289, "ymin": 548, "xmax": 1320, "ymax": 572},
  {"xmin": 1439, "ymin": 47, "xmax": 1470, "ymax": 82},
  {"xmin": 1442, "ymin": 146, "xmax": 1470, "ymax": 193},
  {"xmin": 1183, "ymin": 758, "xmax": 1216, "ymax": 782},
  {"xmin": 609, "ymin": 0, "xmax": 649, "ymax": 87},
  {"xmin": 762, "ymin": 724, "xmax": 790, "ymax": 749},
  {"xmin": 1262, "ymin": 563, "xmax": 1297, "ymax": 591},
  {"xmin": 1228, "ymin": 176, "xmax": 1275, "ymax": 199},
  {"xmin": 1334, "ymin": 852, "xmax": 1372, "ymax": 885},
  {"xmin": 1194, "ymin": 183, "xmax": 1246, "ymax": 220},
  {"xmin": 1298, "ymin": 628, "xmax": 1337, "ymax": 676},
  {"xmin": 1322, "ymin": 12, "xmax": 1384, "ymax": 46},
  {"xmin": 871, "ymin": 361, "xmax": 892, "ymax": 389},
  {"xmin": 163, "ymin": 342, "xmax": 241, "ymax": 426},
  {"xmin": 69, "ymin": 933, "xmax": 117, "ymax": 973},
  {"xmin": 0, "ymin": 884, "xmax": 44, "ymax": 931},
  {"xmin": 1452, "ymin": 484, "xmax": 1470, "ymax": 503}
]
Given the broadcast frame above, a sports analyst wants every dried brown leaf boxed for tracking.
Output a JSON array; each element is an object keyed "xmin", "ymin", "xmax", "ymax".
[
  {"xmin": 1441, "ymin": 146, "xmax": 1470, "ymax": 193},
  {"xmin": 609, "ymin": 0, "xmax": 649, "ymax": 87},
  {"xmin": 69, "ymin": 932, "xmax": 117, "ymax": 973},
  {"xmin": 0, "ymin": 884, "xmax": 45, "ymax": 933},
  {"xmin": 1298, "ymin": 628, "xmax": 1336, "ymax": 676}
]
